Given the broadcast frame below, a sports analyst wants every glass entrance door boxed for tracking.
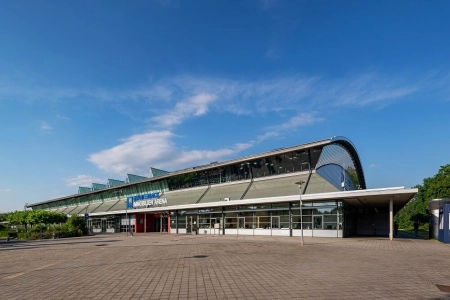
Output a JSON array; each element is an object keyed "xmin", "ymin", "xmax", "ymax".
[
  {"xmin": 211, "ymin": 217, "xmax": 219, "ymax": 234},
  {"xmin": 238, "ymin": 217, "xmax": 245, "ymax": 229},
  {"xmin": 101, "ymin": 218, "xmax": 107, "ymax": 233},
  {"xmin": 186, "ymin": 216, "xmax": 192, "ymax": 234},
  {"xmin": 161, "ymin": 215, "xmax": 168, "ymax": 232},
  {"xmin": 87, "ymin": 219, "xmax": 93, "ymax": 234},
  {"xmin": 313, "ymin": 216, "xmax": 323, "ymax": 229}
]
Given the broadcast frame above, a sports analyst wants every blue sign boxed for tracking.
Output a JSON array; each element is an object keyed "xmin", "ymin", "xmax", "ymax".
[{"xmin": 126, "ymin": 192, "xmax": 161, "ymax": 209}]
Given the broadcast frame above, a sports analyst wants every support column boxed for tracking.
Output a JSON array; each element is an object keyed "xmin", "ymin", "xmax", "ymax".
[
  {"xmin": 176, "ymin": 211, "xmax": 178, "ymax": 234},
  {"xmin": 289, "ymin": 202, "xmax": 292, "ymax": 237},
  {"xmin": 389, "ymin": 198, "xmax": 393, "ymax": 241},
  {"xmin": 160, "ymin": 215, "xmax": 163, "ymax": 233},
  {"xmin": 144, "ymin": 213, "xmax": 147, "ymax": 233},
  {"xmin": 168, "ymin": 213, "xmax": 170, "ymax": 234}
]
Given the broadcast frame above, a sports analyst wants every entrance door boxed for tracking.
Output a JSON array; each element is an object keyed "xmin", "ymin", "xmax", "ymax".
[
  {"xmin": 161, "ymin": 215, "xmax": 168, "ymax": 232},
  {"xmin": 87, "ymin": 219, "xmax": 92, "ymax": 234},
  {"xmin": 211, "ymin": 218, "xmax": 219, "ymax": 235},
  {"xmin": 153, "ymin": 217, "xmax": 161, "ymax": 232},
  {"xmin": 101, "ymin": 218, "xmax": 107, "ymax": 233},
  {"xmin": 186, "ymin": 216, "xmax": 192, "ymax": 234},
  {"xmin": 313, "ymin": 216, "xmax": 323, "ymax": 229}
]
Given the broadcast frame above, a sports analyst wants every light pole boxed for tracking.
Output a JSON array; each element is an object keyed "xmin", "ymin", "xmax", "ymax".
[
  {"xmin": 125, "ymin": 195, "xmax": 133, "ymax": 237},
  {"xmin": 295, "ymin": 181, "xmax": 305, "ymax": 246},
  {"xmin": 125, "ymin": 194, "xmax": 129, "ymax": 237}
]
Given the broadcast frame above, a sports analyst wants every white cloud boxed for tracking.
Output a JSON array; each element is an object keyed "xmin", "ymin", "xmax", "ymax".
[
  {"xmin": 266, "ymin": 113, "xmax": 324, "ymax": 131},
  {"xmin": 40, "ymin": 121, "xmax": 53, "ymax": 132},
  {"xmin": 321, "ymin": 73, "xmax": 418, "ymax": 107},
  {"xmin": 122, "ymin": 73, "xmax": 420, "ymax": 120},
  {"xmin": 151, "ymin": 93, "xmax": 217, "ymax": 127},
  {"xmin": 65, "ymin": 175, "xmax": 103, "ymax": 187},
  {"xmin": 369, "ymin": 164, "xmax": 380, "ymax": 168},
  {"xmin": 0, "ymin": 189, "xmax": 12, "ymax": 193},
  {"xmin": 1, "ymin": 72, "xmax": 429, "ymax": 120},
  {"xmin": 255, "ymin": 113, "xmax": 324, "ymax": 142},
  {"xmin": 257, "ymin": 131, "xmax": 280, "ymax": 142},
  {"xmin": 56, "ymin": 114, "xmax": 71, "ymax": 120},
  {"xmin": 88, "ymin": 130, "xmax": 253, "ymax": 175}
]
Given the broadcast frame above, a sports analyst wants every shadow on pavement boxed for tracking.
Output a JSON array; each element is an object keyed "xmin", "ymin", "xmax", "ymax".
[{"xmin": 0, "ymin": 238, "xmax": 123, "ymax": 252}]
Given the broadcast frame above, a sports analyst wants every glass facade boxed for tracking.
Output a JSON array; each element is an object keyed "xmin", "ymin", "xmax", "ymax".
[
  {"xmin": 315, "ymin": 144, "xmax": 360, "ymax": 190},
  {"xmin": 87, "ymin": 215, "xmax": 121, "ymax": 234},
  {"xmin": 166, "ymin": 149, "xmax": 314, "ymax": 191},
  {"xmin": 168, "ymin": 200, "xmax": 343, "ymax": 235}
]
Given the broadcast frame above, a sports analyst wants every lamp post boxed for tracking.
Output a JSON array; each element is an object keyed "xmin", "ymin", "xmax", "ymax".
[
  {"xmin": 295, "ymin": 181, "xmax": 305, "ymax": 246},
  {"xmin": 125, "ymin": 195, "xmax": 133, "ymax": 237},
  {"xmin": 125, "ymin": 195, "xmax": 129, "ymax": 237}
]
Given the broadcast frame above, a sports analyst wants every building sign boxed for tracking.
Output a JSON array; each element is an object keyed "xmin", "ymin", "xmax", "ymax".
[{"xmin": 126, "ymin": 192, "xmax": 168, "ymax": 209}]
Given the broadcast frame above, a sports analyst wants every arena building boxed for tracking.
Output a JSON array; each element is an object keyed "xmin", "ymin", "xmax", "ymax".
[{"xmin": 28, "ymin": 136, "xmax": 417, "ymax": 240}]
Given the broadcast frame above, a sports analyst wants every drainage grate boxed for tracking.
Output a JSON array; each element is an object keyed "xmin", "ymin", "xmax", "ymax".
[
  {"xmin": 193, "ymin": 255, "xmax": 208, "ymax": 258},
  {"xmin": 436, "ymin": 284, "xmax": 450, "ymax": 293},
  {"xmin": 95, "ymin": 244, "xmax": 107, "ymax": 247}
]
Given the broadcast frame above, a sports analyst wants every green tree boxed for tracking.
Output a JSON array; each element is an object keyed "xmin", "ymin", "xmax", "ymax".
[
  {"xmin": 6, "ymin": 211, "xmax": 30, "ymax": 231},
  {"xmin": 66, "ymin": 215, "xmax": 88, "ymax": 235},
  {"xmin": 395, "ymin": 164, "xmax": 450, "ymax": 230},
  {"xmin": 6, "ymin": 210, "xmax": 68, "ymax": 231},
  {"xmin": 0, "ymin": 213, "xmax": 7, "ymax": 230}
]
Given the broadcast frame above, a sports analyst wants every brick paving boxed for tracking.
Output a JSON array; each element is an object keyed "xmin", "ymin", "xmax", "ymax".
[{"xmin": 1, "ymin": 234, "xmax": 450, "ymax": 300}]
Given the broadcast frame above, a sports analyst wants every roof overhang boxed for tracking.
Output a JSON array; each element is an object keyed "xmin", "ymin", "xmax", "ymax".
[{"xmin": 86, "ymin": 186, "xmax": 417, "ymax": 217}]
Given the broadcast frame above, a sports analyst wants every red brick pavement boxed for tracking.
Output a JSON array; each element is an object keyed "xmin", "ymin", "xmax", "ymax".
[{"xmin": 1, "ymin": 234, "xmax": 449, "ymax": 299}]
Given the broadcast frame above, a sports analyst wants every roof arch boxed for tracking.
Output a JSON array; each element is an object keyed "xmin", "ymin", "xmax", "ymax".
[{"xmin": 329, "ymin": 136, "xmax": 366, "ymax": 189}]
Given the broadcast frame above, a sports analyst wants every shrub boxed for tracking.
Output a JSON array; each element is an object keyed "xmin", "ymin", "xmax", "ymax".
[
  {"xmin": 29, "ymin": 224, "xmax": 47, "ymax": 233},
  {"xmin": 17, "ymin": 232, "xmax": 29, "ymax": 239},
  {"xmin": 28, "ymin": 231, "xmax": 52, "ymax": 240},
  {"xmin": 49, "ymin": 224, "xmax": 84, "ymax": 238},
  {"xmin": 66, "ymin": 215, "xmax": 88, "ymax": 235}
]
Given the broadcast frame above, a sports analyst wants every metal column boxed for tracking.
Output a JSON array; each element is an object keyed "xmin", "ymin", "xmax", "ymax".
[{"xmin": 389, "ymin": 198, "xmax": 393, "ymax": 241}]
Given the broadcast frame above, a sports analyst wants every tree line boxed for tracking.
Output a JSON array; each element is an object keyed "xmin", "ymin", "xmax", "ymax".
[
  {"xmin": 394, "ymin": 164, "xmax": 450, "ymax": 230},
  {"xmin": 1, "ymin": 210, "xmax": 87, "ymax": 239}
]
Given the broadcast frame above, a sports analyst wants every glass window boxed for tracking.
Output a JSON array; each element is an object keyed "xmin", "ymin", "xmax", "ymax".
[
  {"xmin": 177, "ymin": 211, "xmax": 186, "ymax": 229},
  {"xmin": 292, "ymin": 215, "xmax": 312, "ymax": 230},
  {"xmin": 313, "ymin": 201, "xmax": 337, "ymax": 206},
  {"xmin": 271, "ymin": 203, "xmax": 289, "ymax": 208},
  {"xmin": 225, "ymin": 206, "xmax": 239, "ymax": 211},
  {"xmin": 254, "ymin": 211, "xmax": 270, "ymax": 229},
  {"xmin": 224, "ymin": 212, "xmax": 237, "ymax": 228},
  {"xmin": 170, "ymin": 212, "xmax": 176, "ymax": 229},
  {"xmin": 198, "ymin": 214, "xmax": 211, "ymax": 229},
  {"xmin": 315, "ymin": 207, "xmax": 335, "ymax": 214}
]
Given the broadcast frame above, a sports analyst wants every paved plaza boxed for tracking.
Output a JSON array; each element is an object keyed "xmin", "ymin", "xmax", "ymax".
[{"xmin": 1, "ymin": 234, "xmax": 450, "ymax": 300}]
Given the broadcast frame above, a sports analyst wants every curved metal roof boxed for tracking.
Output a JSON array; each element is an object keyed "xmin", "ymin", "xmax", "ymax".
[
  {"xmin": 29, "ymin": 135, "xmax": 367, "ymax": 207},
  {"xmin": 330, "ymin": 136, "xmax": 366, "ymax": 189}
]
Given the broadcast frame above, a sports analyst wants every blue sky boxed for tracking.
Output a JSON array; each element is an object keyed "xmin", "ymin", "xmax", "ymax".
[{"xmin": 1, "ymin": 0, "xmax": 449, "ymax": 212}]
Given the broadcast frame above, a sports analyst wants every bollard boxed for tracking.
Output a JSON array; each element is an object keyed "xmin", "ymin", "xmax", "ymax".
[
  {"xmin": 52, "ymin": 233, "xmax": 56, "ymax": 239},
  {"xmin": 6, "ymin": 236, "xmax": 9, "ymax": 242}
]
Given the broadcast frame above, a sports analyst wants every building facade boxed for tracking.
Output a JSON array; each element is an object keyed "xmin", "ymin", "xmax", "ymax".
[{"xmin": 28, "ymin": 136, "xmax": 417, "ymax": 238}]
